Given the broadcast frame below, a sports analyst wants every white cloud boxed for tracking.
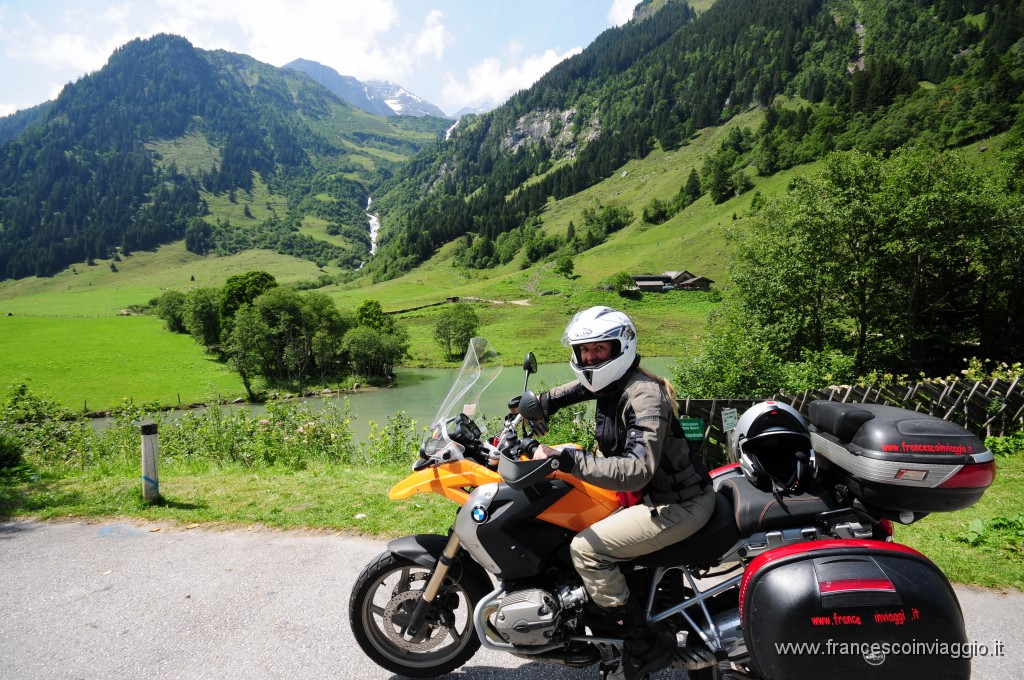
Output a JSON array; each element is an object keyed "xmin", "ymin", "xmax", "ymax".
[
  {"xmin": 135, "ymin": 0, "xmax": 454, "ymax": 85},
  {"xmin": 608, "ymin": 0, "xmax": 638, "ymax": 26},
  {"xmin": 99, "ymin": 3, "xmax": 132, "ymax": 27},
  {"xmin": 143, "ymin": 0, "xmax": 400, "ymax": 72},
  {"xmin": 375, "ymin": 9, "xmax": 453, "ymax": 82},
  {"xmin": 3, "ymin": 5, "xmax": 145, "ymax": 89},
  {"xmin": 413, "ymin": 10, "xmax": 449, "ymax": 60},
  {"xmin": 442, "ymin": 46, "xmax": 581, "ymax": 112}
]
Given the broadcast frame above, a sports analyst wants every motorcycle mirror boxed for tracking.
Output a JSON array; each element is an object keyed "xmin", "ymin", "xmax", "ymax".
[
  {"xmin": 523, "ymin": 352, "xmax": 538, "ymax": 374},
  {"xmin": 518, "ymin": 390, "xmax": 545, "ymax": 422},
  {"xmin": 522, "ymin": 352, "xmax": 538, "ymax": 392}
]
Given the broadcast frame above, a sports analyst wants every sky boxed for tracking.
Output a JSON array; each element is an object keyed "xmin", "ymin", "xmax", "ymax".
[{"xmin": 0, "ymin": 0, "xmax": 640, "ymax": 118}]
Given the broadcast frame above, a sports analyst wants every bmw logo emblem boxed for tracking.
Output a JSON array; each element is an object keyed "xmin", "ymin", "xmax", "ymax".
[{"xmin": 471, "ymin": 505, "xmax": 488, "ymax": 523}]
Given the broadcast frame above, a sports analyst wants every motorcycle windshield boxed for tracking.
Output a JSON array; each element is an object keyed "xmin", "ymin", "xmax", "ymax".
[{"xmin": 431, "ymin": 337, "xmax": 502, "ymax": 436}]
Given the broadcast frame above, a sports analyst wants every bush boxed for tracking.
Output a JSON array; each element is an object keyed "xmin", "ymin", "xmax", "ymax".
[
  {"xmin": 0, "ymin": 384, "xmax": 95, "ymax": 473},
  {"xmin": 986, "ymin": 430, "xmax": 1024, "ymax": 457},
  {"xmin": 0, "ymin": 432, "xmax": 23, "ymax": 470},
  {"xmin": 642, "ymin": 198, "xmax": 670, "ymax": 225},
  {"xmin": 672, "ymin": 303, "xmax": 786, "ymax": 398},
  {"xmin": 360, "ymin": 411, "xmax": 422, "ymax": 467},
  {"xmin": 158, "ymin": 400, "xmax": 359, "ymax": 470}
]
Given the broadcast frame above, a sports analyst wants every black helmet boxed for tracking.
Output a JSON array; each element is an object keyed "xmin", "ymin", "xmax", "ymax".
[{"xmin": 733, "ymin": 401, "xmax": 815, "ymax": 493}]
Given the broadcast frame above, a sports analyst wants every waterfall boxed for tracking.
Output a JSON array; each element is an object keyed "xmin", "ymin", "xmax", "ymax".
[
  {"xmin": 366, "ymin": 197, "xmax": 380, "ymax": 256},
  {"xmin": 445, "ymin": 119, "xmax": 460, "ymax": 140}
]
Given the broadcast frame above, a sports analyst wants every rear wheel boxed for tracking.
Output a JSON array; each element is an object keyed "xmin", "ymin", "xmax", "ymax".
[{"xmin": 348, "ymin": 551, "xmax": 490, "ymax": 678}]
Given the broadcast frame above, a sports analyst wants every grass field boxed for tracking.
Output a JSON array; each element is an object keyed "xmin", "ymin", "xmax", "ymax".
[
  {"xmin": 0, "ymin": 242, "xmax": 342, "ymax": 317},
  {"xmin": 0, "ymin": 315, "xmax": 242, "ymax": 411}
]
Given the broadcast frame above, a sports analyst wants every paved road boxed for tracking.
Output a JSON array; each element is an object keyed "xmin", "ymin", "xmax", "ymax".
[{"xmin": 1, "ymin": 520, "xmax": 1020, "ymax": 679}]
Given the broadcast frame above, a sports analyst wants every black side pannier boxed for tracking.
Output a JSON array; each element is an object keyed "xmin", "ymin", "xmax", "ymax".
[{"xmin": 741, "ymin": 539, "xmax": 970, "ymax": 680}]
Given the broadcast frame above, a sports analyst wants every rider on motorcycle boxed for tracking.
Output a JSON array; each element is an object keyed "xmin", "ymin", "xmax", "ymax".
[{"xmin": 531, "ymin": 306, "xmax": 715, "ymax": 680}]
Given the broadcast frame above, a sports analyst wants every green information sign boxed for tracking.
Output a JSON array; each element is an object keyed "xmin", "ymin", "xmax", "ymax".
[{"xmin": 679, "ymin": 417, "xmax": 705, "ymax": 442}]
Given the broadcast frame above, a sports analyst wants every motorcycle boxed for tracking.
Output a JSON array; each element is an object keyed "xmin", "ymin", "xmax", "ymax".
[{"xmin": 349, "ymin": 337, "xmax": 995, "ymax": 679}]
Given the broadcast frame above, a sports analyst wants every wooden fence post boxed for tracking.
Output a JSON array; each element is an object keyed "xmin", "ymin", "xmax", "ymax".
[{"xmin": 141, "ymin": 422, "xmax": 160, "ymax": 503}]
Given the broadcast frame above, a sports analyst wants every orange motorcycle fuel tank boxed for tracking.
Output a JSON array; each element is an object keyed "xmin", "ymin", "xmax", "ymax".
[{"xmin": 389, "ymin": 457, "xmax": 622, "ymax": 579}]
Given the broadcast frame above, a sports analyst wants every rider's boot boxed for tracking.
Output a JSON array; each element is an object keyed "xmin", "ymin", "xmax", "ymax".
[{"xmin": 600, "ymin": 599, "xmax": 676, "ymax": 680}]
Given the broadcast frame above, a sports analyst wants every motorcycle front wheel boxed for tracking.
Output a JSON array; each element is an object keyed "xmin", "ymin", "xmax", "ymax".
[{"xmin": 349, "ymin": 550, "xmax": 491, "ymax": 678}]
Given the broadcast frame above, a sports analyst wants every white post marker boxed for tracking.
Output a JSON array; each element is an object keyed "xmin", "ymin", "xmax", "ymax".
[
  {"xmin": 141, "ymin": 422, "xmax": 161, "ymax": 503},
  {"xmin": 721, "ymin": 408, "xmax": 739, "ymax": 463}
]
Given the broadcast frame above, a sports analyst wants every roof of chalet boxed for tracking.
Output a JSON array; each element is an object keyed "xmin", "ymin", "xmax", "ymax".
[
  {"xmin": 678, "ymin": 275, "xmax": 714, "ymax": 284},
  {"xmin": 631, "ymin": 270, "xmax": 706, "ymax": 282}
]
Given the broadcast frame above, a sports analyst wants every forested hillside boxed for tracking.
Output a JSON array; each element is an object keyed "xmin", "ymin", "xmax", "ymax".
[
  {"xmin": 368, "ymin": 0, "xmax": 1023, "ymax": 281},
  {"xmin": 0, "ymin": 102, "xmax": 50, "ymax": 146},
  {"xmin": 0, "ymin": 34, "xmax": 449, "ymax": 281}
]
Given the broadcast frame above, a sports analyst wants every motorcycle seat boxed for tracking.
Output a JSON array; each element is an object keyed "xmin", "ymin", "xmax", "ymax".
[
  {"xmin": 717, "ymin": 474, "xmax": 836, "ymax": 535},
  {"xmin": 634, "ymin": 490, "xmax": 742, "ymax": 569}
]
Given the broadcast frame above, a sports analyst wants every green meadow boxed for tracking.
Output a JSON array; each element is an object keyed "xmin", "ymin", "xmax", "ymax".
[
  {"xmin": 0, "ymin": 315, "xmax": 242, "ymax": 411},
  {"xmin": 0, "ymin": 242, "xmax": 334, "ymax": 410}
]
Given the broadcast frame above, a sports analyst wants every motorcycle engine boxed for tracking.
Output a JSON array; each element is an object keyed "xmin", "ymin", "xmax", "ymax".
[{"xmin": 493, "ymin": 584, "xmax": 587, "ymax": 647}]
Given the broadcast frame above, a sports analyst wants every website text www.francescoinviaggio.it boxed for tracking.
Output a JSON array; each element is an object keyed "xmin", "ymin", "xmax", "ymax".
[{"xmin": 775, "ymin": 638, "xmax": 1005, "ymax": 661}]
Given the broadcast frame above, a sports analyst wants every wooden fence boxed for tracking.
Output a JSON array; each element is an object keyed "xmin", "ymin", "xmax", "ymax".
[{"xmin": 679, "ymin": 377, "xmax": 1024, "ymax": 467}]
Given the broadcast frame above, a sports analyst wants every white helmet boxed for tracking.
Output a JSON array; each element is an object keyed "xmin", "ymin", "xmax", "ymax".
[
  {"xmin": 562, "ymin": 306, "xmax": 638, "ymax": 392},
  {"xmin": 733, "ymin": 400, "xmax": 815, "ymax": 493}
]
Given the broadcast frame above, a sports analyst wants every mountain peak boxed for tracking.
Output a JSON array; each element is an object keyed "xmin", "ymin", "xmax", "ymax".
[
  {"xmin": 364, "ymin": 80, "xmax": 449, "ymax": 118},
  {"xmin": 284, "ymin": 60, "xmax": 449, "ymax": 119},
  {"xmin": 283, "ymin": 58, "xmax": 394, "ymax": 117}
]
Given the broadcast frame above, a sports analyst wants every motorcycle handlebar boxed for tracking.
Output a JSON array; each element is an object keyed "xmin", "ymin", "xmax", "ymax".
[{"xmin": 497, "ymin": 455, "xmax": 557, "ymax": 491}]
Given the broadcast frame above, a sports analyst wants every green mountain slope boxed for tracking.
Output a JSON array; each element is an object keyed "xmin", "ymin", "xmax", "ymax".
[
  {"xmin": 0, "ymin": 34, "xmax": 448, "ymax": 281},
  {"xmin": 367, "ymin": 0, "xmax": 1022, "ymax": 281}
]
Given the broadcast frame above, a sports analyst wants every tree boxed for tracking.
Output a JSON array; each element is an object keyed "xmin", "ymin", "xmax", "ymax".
[
  {"xmin": 756, "ymin": 132, "xmax": 780, "ymax": 176},
  {"xmin": 221, "ymin": 271, "xmax": 277, "ymax": 325},
  {"xmin": 312, "ymin": 329, "xmax": 342, "ymax": 385},
  {"xmin": 305, "ymin": 292, "xmax": 352, "ymax": 385},
  {"xmin": 343, "ymin": 325, "xmax": 408, "ymax": 379},
  {"xmin": 555, "ymin": 253, "xmax": 575, "ymax": 278},
  {"xmin": 682, "ymin": 168, "xmax": 702, "ymax": 203},
  {"xmin": 642, "ymin": 198, "xmax": 670, "ymax": 224},
  {"xmin": 733, "ymin": 149, "xmax": 1017, "ymax": 375},
  {"xmin": 182, "ymin": 287, "xmax": 222, "ymax": 350},
  {"xmin": 252, "ymin": 286, "xmax": 311, "ymax": 393},
  {"xmin": 433, "ymin": 303, "xmax": 480, "ymax": 362},
  {"xmin": 735, "ymin": 151, "xmax": 893, "ymax": 371},
  {"xmin": 184, "ymin": 218, "xmax": 213, "ymax": 255},
  {"xmin": 703, "ymin": 155, "xmax": 734, "ymax": 204},
  {"xmin": 156, "ymin": 290, "xmax": 188, "ymax": 333},
  {"xmin": 673, "ymin": 302, "xmax": 786, "ymax": 398},
  {"xmin": 356, "ymin": 299, "xmax": 395, "ymax": 334},
  {"xmin": 610, "ymin": 271, "xmax": 636, "ymax": 297},
  {"xmin": 225, "ymin": 303, "xmax": 271, "ymax": 400}
]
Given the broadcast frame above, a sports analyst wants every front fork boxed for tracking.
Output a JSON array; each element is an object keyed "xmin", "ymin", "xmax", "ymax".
[{"xmin": 405, "ymin": 533, "xmax": 462, "ymax": 637}]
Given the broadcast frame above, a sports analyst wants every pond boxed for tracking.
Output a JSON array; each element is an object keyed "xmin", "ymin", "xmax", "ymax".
[
  {"xmin": 236, "ymin": 356, "xmax": 677, "ymax": 439},
  {"xmin": 95, "ymin": 357, "xmax": 678, "ymax": 441}
]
